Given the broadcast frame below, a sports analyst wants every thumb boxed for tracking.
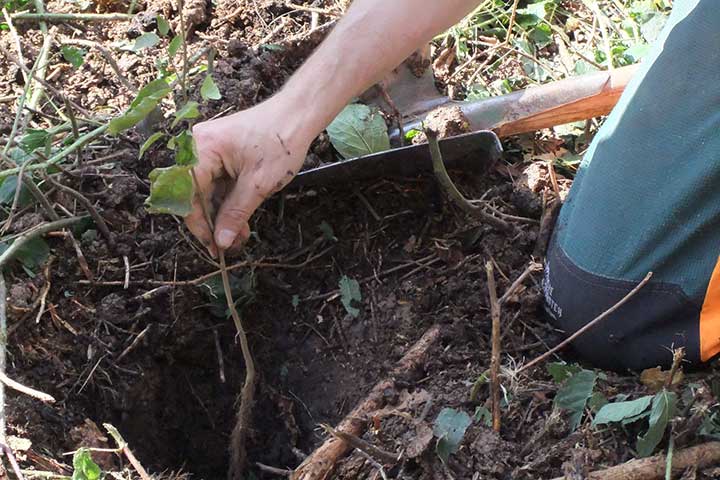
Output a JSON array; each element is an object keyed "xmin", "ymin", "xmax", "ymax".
[{"xmin": 214, "ymin": 182, "xmax": 266, "ymax": 250}]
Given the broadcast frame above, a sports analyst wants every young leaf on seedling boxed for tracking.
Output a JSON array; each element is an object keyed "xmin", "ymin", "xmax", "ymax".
[
  {"xmin": 326, "ymin": 104, "xmax": 390, "ymax": 159},
  {"xmin": 0, "ymin": 236, "xmax": 50, "ymax": 271},
  {"xmin": 339, "ymin": 275, "xmax": 362, "ymax": 317},
  {"xmin": 474, "ymin": 406, "xmax": 492, "ymax": 427},
  {"xmin": 20, "ymin": 128, "xmax": 49, "ymax": 152},
  {"xmin": 554, "ymin": 369, "xmax": 597, "ymax": 431},
  {"xmin": 168, "ymin": 35, "xmax": 183, "ymax": 57},
  {"xmin": 174, "ymin": 130, "xmax": 198, "ymax": 166},
  {"xmin": 157, "ymin": 14, "xmax": 170, "ymax": 36},
  {"xmin": 109, "ymin": 79, "xmax": 171, "ymax": 134},
  {"xmin": 145, "ymin": 165, "xmax": 194, "ymax": 216},
  {"xmin": 139, "ymin": 132, "xmax": 166, "ymax": 159},
  {"xmin": 636, "ymin": 390, "xmax": 677, "ymax": 457},
  {"xmin": 130, "ymin": 32, "xmax": 160, "ymax": 52},
  {"xmin": 201, "ymin": 74, "xmax": 222, "ymax": 101},
  {"xmin": 61, "ymin": 46, "xmax": 86, "ymax": 68},
  {"xmin": 433, "ymin": 407, "xmax": 472, "ymax": 463},
  {"xmin": 172, "ymin": 101, "xmax": 200, "ymax": 128},
  {"xmin": 71, "ymin": 448, "xmax": 101, "ymax": 480}
]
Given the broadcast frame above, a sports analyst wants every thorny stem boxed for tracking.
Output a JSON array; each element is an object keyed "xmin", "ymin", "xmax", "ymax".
[
  {"xmin": 189, "ymin": 170, "xmax": 256, "ymax": 478},
  {"xmin": 424, "ymin": 127, "xmax": 510, "ymax": 231}
]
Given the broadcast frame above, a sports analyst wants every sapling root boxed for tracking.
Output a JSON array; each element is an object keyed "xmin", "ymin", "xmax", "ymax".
[{"xmin": 189, "ymin": 170, "xmax": 256, "ymax": 479}]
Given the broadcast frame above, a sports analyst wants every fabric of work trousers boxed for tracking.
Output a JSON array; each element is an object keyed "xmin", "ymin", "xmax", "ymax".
[{"xmin": 543, "ymin": 0, "xmax": 720, "ymax": 371}]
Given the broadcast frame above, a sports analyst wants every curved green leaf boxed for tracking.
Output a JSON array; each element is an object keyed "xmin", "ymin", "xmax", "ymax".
[
  {"xmin": 139, "ymin": 132, "xmax": 165, "ymax": 159},
  {"xmin": 433, "ymin": 408, "xmax": 471, "ymax": 463},
  {"xmin": 554, "ymin": 369, "xmax": 597, "ymax": 431},
  {"xmin": 131, "ymin": 32, "xmax": 160, "ymax": 52},
  {"xmin": 637, "ymin": 390, "xmax": 677, "ymax": 457},
  {"xmin": 201, "ymin": 74, "xmax": 222, "ymax": 101},
  {"xmin": 172, "ymin": 101, "xmax": 200, "ymax": 128},
  {"xmin": 174, "ymin": 130, "xmax": 198, "ymax": 166},
  {"xmin": 145, "ymin": 165, "xmax": 194, "ymax": 216},
  {"xmin": 593, "ymin": 395, "xmax": 653, "ymax": 426}
]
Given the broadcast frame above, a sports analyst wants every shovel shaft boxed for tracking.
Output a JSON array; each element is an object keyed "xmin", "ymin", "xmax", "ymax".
[{"xmin": 392, "ymin": 64, "xmax": 637, "ymax": 142}]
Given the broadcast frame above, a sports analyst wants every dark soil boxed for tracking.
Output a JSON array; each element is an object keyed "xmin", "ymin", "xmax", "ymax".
[{"xmin": 3, "ymin": 2, "xmax": 720, "ymax": 480}]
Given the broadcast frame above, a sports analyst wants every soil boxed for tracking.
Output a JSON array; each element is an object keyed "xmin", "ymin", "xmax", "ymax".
[{"xmin": 2, "ymin": 2, "xmax": 719, "ymax": 480}]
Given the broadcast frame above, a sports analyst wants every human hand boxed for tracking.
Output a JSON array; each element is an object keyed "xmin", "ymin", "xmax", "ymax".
[{"xmin": 186, "ymin": 97, "xmax": 314, "ymax": 256}]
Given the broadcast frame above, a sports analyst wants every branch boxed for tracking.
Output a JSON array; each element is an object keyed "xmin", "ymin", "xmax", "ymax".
[
  {"xmin": 519, "ymin": 271, "xmax": 653, "ymax": 373},
  {"xmin": 485, "ymin": 261, "xmax": 502, "ymax": 433},
  {"xmin": 12, "ymin": 12, "xmax": 133, "ymax": 21}
]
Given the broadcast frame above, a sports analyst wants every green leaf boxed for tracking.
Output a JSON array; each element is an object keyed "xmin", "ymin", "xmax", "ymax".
[
  {"xmin": 172, "ymin": 101, "xmax": 200, "ymax": 128},
  {"xmin": 326, "ymin": 104, "xmax": 390, "ymax": 159},
  {"xmin": 0, "ymin": 175, "xmax": 31, "ymax": 206},
  {"xmin": 0, "ymin": 237, "xmax": 50, "ymax": 271},
  {"xmin": 131, "ymin": 32, "xmax": 160, "ymax": 52},
  {"xmin": 338, "ymin": 275, "xmax": 361, "ymax": 317},
  {"xmin": 201, "ymin": 74, "xmax": 222, "ymax": 101},
  {"xmin": 168, "ymin": 35, "xmax": 183, "ymax": 57},
  {"xmin": 157, "ymin": 14, "xmax": 170, "ymax": 36},
  {"xmin": 593, "ymin": 395, "xmax": 653, "ymax": 426},
  {"xmin": 554, "ymin": 369, "xmax": 597, "ymax": 431},
  {"xmin": 433, "ymin": 408, "xmax": 471, "ymax": 463},
  {"xmin": 145, "ymin": 165, "xmax": 194, "ymax": 216},
  {"xmin": 174, "ymin": 130, "xmax": 198, "ymax": 166},
  {"xmin": 547, "ymin": 362, "xmax": 582, "ymax": 383},
  {"xmin": 20, "ymin": 128, "xmax": 49, "ymax": 153},
  {"xmin": 139, "ymin": 132, "xmax": 165, "ymax": 159},
  {"xmin": 61, "ymin": 46, "xmax": 86, "ymax": 68},
  {"xmin": 72, "ymin": 448, "xmax": 102, "ymax": 480},
  {"xmin": 109, "ymin": 79, "xmax": 170, "ymax": 134},
  {"xmin": 637, "ymin": 390, "xmax": 677, "ymax": 457}
]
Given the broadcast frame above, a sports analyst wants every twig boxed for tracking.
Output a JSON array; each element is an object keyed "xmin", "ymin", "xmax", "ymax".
[
  {"xmin": 1, "ymin": 157, "xmax": 32, "ymax": 235},
  {"xmin": 103, "ymin": 424, "xmax": 151, "ymax": 480},
  {"xmin": 44, "ymin": 176, "xmax": 113, "ymax": 246},
  {"xmin": 0, "ymin": 216, "xmax": 86, "ymax": 269},
  {"xmin": 12, "ymin": 12, "xmax": 133, "ymax": 22},
  {"xmin": 424, "ymin": 127, "xmax": 510, "ymax": 231},
  {"xmin": 665, "ymin": 347, "xmax": 685, "ymax": 390},
  {"xmin": 34, "ymin": 258, "xmax": 53, "ymax": 323},
  {"xmin": 2, "ymin": 8, "xmax": 27, "ymax": 84},
  {"xmin": 178, "ymin": 0, "xmax": 190, "ymax": 103},
  {"xmin": 0, "ymin": 273, "xmax": 6, "ymax": 441},
  {"xmin": 0, "ymin": 442, "xmax": 26, "ymax": 480},
  {"xmin": 486, "ymin": 262, "xmax": 502, "ymax": 433},
  {"xmin": 320, "ymin": 424, "xmax": 398, "ymax": 464},
  {"xmin": 0, "ymin": 124, "xmax": 109, "ymax": 180},
  {"xmin": 116, "ymin": 325, "xmax": 151, "ymax": 362},
  {"xmin": 499, "ymin": 261, "xmax": 542, "ymax": 305},
  {"xmin": 519, "ymin": 272, "xmax": 653, "ymax": 373},
  {"xmin": 123, "ymin": 255, "xmax": 130, "ymax": 289},
  {"xmin": 504, "ymin": 0, "xmax": 521, "ymax": 43},
  {"xmin": 256, "ymin": 463, "xmax": 292, "ymax": 477},
  {"xmin": 26, "ymin": 1, "xmax": 50, "ymax": 125},
  {"xmin": 0, "ymin": 370, "xmax": 55, "ymax": 403},
  {"xmin": 285, "ymin": 2, "xmax": 339, "ymax": 16}
]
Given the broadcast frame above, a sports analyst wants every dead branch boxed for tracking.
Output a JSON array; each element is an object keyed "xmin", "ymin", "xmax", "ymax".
[
  {"xmin": 45, "ymin": 175, "xmax": 114, "ymax": 247},
  {"xmin": 0, "ymin": 371, "xmax": 55, "ymax": 403},
  {"xmin": 519, "ymin": 272, "xmax": 653, "ymax": 373},
  {"xmin": 665, "ymin": 347, "xmax": 685, "ymax": 390},
  {"xmin": 0, "ymin": 442, "xmax": 26, "ymax": 480},
  {"xmin": 320, "ymin": 424, "xmax": 398, "ymax": 465},
  {"xmin": 12, "ymin": 12, "xmax": 133, "ymax": 22},
  {"xmin": 292, "ymin": 325, "xmax": 441, "ymax": 480},
  {"xmin": 424, "ymin": 127, "xmax": 510, "ymax": 231},
  {"xmin": 499, "ymin": 261, "xmax": 542, "ymax": 305},
  {"xmin": 485, "ymin": 262, "xmax": 502, "ymax": 433},
  {"xmin": 550, "ymin": 441, "xmax": 720, "ymax": 480}
]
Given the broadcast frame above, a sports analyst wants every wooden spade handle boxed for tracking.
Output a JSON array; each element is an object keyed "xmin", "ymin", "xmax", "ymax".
[{"xmin": 490, "ymin": 64, "xmax": 638, "ymax": 137}]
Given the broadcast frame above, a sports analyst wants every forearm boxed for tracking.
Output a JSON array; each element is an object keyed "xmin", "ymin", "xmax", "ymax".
[{"xmin": 275, "ymin": 0, "xmax": 481, "ymax": 140}]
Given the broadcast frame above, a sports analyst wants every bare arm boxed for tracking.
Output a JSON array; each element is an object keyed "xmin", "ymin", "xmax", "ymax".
[{"xmin": 188, "ymin": 0, "xmax": 481, "ymax": 253}]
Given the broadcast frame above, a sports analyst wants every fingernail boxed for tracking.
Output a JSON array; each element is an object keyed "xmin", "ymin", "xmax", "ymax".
[{"xmin": 217, "ymin": 229, "xmax": 236, "ymax": 249}]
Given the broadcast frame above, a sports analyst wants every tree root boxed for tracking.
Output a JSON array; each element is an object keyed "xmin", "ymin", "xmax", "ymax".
[{"xmin": 291, "ymin": 324, "xmax": 441, "ymax": 480}]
